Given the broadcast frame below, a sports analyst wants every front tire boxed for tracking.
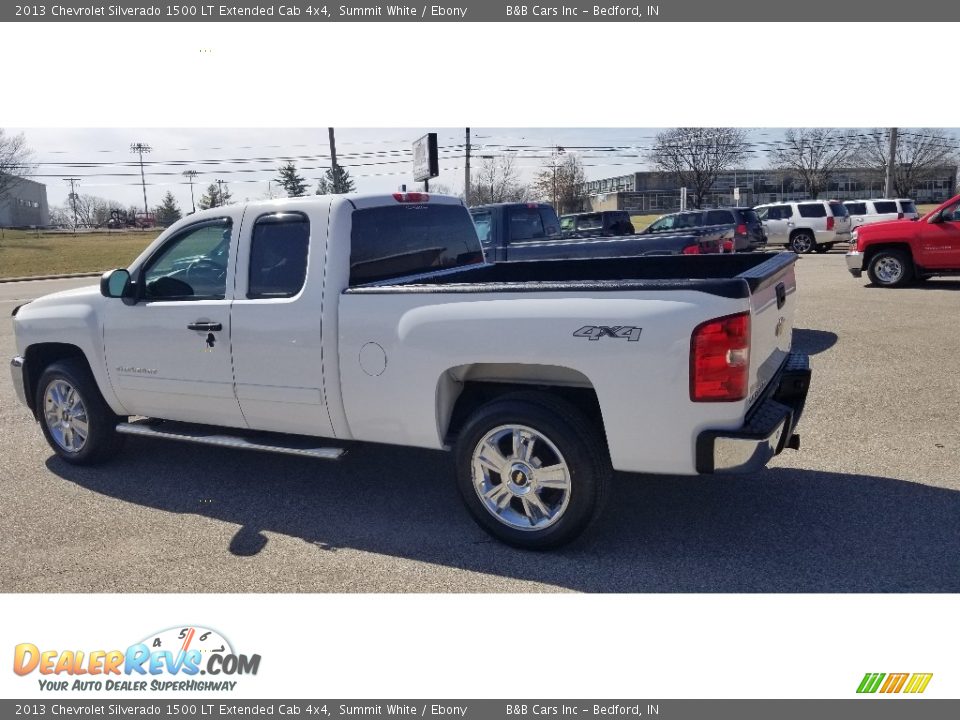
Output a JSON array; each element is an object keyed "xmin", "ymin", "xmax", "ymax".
[
  {"xmin": 790, "ymin": 232, "xmax": 815, "ymax": 254},
  {"xmin": 866, "ymin": 249, "xmax": 913, "ymax": 288},
  {"xmin": 454, "ymin": 393, "xmax": 609, "ymax": 550},
  {"xmin": 36, "ymin": 359, "xmax": 125, "ymax": 465}
]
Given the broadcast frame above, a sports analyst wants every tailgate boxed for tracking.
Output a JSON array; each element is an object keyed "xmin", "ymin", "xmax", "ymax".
[{"xmin": 738, "ymin": 253, "xmax": 798, "ymax": 406}]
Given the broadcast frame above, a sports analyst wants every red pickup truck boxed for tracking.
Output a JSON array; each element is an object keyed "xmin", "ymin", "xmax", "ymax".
[{"xmin": 846, "ymin": 193, "xmax": 960, "ymax": 287}]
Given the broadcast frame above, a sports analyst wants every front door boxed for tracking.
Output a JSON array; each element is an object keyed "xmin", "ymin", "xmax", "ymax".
[
  {"xmin": 103, "ymin": 216, "xmax": 247, "ymax": 428},
  {"xmin": 916, "ymin": 199, "xmax": 960, "ymax": 269}
]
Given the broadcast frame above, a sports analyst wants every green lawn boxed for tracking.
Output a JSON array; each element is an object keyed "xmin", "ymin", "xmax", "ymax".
[{"xmin": 0, "ymin": 229, "xmax": 161, "ymax": 279}]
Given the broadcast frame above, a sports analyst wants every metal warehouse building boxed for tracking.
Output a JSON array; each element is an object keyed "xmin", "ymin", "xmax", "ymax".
[
  {"xmin": 586, "ymin": 166, "xmax": 959, "ymax": 213},
  {"xmin": 0, "ymin": 175, "xmax": 50, "ymax": 227}
]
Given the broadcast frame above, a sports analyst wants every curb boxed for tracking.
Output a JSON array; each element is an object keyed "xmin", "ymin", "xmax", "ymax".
[{"xmin": 0, "ymin": 271, "xmax": 103, "ymax": 284}]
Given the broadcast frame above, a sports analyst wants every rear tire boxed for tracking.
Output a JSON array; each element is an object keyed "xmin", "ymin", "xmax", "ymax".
[
  {"xmin": 866, "ymin": 249, "xmax": 913, "ymax": 288},
  {"xmin": 790, "ymin": 232, "xmax": 815, "ymax": 254},
  {"xmin": 454, "ymin": 392, "xmax": 609, "ymax": 550},
  {"xmin": 36, "ymin": 359, "xmax": 125, "ymax": 465}
]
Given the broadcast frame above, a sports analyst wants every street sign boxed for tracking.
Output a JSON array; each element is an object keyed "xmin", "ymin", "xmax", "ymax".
[{"xmin": 413, "ymin": 133, "xmax": 439, "ymax": 182}]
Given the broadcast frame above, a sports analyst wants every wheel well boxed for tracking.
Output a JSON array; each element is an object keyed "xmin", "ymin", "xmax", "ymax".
[
  {"xmin": 444, "ymin": 381, "xmax": 603, "ymax": 445},
  {"xmin": 789, "ymin": 228, "xmax": 813, "ymax": 239},
  {"xmin": 22, "ymin": 343, "xmax": 90, "ymax": 415},
  {"xmin": 863, "ymin": 242, "xmax": 914, "ymax": 266}
]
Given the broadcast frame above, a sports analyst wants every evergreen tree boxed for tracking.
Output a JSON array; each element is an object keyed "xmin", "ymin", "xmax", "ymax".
[
  {"xmin": 315, "ymin": 176, "xmax": 332, "ymax": 195},
  {"xmin": 154, "ymin": 191, "xmax": 182, "ymax": 226},
  {"xmin": 327, "ymin": 165, "xmax": 356, "ymax": 194},
  {"xmin": 198, "ymin": 182, "xmax": 232, "ymax": 209},
  {"xmin": 275, "ymin": 161, "xmax": 308, "ymax": 197}
]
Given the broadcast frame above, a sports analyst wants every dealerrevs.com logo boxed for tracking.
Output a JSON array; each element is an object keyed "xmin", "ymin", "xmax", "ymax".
[
  {"xmin": 857, "ymin": 672, "xmax": 933, "ymax": 694},
  {"xmin": 13, "ymin": 626, "xmax": 261, "ymax": 693}
]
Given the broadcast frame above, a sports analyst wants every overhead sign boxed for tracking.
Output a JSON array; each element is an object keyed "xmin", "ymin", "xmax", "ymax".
[{"xmin": 413, "ymin": 133, "xmax": 439, "ymax": 182}]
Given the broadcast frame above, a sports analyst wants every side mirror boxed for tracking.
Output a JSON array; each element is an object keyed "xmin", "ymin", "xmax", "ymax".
[{"xmin": 100, "ymin": 268, "xmax": 131, "ymax": 299}]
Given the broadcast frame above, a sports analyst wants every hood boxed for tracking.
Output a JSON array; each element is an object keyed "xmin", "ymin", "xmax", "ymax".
[{"xmin": 21, "ymin": 283, "xmax": 101, "ymax": 309}]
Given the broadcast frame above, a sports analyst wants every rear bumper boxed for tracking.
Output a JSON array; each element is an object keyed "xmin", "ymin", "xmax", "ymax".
[
  {"xmin": 10, "ymin": 356, "xmax": 29, "ymax": 408},
  {"xmin": 696, "ymin": 352, "xmax": 811, "ymax": 474},
  {"xmin": 846, "ymin": 251, "xmax": 864, "ymax": 277}
]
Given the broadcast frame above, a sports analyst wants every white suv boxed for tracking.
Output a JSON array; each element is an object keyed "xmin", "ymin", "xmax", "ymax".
[
  {"xmin": 844, "ymin": 198, "xmax": 920, "ymax": 230},
  {"xmin": 754, "ymin": 200, "xmax": 852, "ymax": 253}
]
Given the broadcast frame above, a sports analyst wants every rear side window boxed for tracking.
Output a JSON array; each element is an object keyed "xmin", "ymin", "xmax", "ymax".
[
  {"xmin": 764, "ymin": 205, "xmax": 792, "ymax": 220},
  {"xmin": 538, "ymin": 207, "xmax": 561, "ymax": 237},
  {"xmin": 828, "ymin": 202, "xmax": 848, "ymax": 217},
  {"xmin": 350, "ymin": 203, "xmax": 484, "ymax": 285},
  {"xmin": 899, "ymin": 200, "xmax": 917, "ymax": 214},
  {"xmin": 873, "ymin": 201, "xmax": 897, "ymax": 214},
  {"xmin": 248, "ymin": 213, "xmax": 309, "ymax": 298},
  {"xmin": 675, "ymin": 212, "xmax": 703, "ymax": 229},
  {"xmin": 508, "ymin": 207, "xmax": 546, "ymax": 241},
  {"xmin": 576, "ymin": 213, "xmax": 603, "ymax": 231},
  {"xmin": 845, "ymin": 202, "xmax": 867, "ymax": 215},
  {"xmin": 705, "ymin": 210, "xmax": 735, "ymax": 225},
  {"xmin": 740, "ymin": 209, "xmax": 760, "ymax": 224},
  {"xmin": 798, "ymin": 203, "xmax": 827, "ymax": 218}
]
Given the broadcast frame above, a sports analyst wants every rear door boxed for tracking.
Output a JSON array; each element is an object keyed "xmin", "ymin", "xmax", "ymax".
[
  {"xmin": 760, "ymin": 205, "xmax": 791, "ymax": 245},
  {"xmin": 828, "ymin": 201, "xmax": 851, "ymax": 239},
  {"xmin": 870, "ymin": 200, "xmax": 899, "ymax": 224},
  {"xmin": 845, "ymin": 201, "xmax": 868, "ymax": 230}
]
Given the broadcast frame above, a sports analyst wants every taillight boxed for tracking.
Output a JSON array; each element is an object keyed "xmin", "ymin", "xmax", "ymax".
[
  {"xmin": 393, "ymin": 192, "xmax": 430, "ymax": 203},
  {"xmin": 682, "ymin": 244, "xmax": 700, "ymax": 255},
  {"xmin": 735, "ymin": 223, "xmax": 747, "ymax": 236},
  {"xmin": 826, "ymin": 216, "xmax": 835, "ymax": 231},
  {"xmin": 722, "ymin": 239, "xmax": 735, "ymax": 253},
  {"xmin": 690, "ymin": 312, "xmax": 750, "ymax": 402}
]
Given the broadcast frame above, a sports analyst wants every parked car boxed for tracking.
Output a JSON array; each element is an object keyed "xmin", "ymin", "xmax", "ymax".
[
  {"xmin": 560, "ymin": 210, "xmax": 635, "ymax": 238},
  {"xmin": 846, "ymin": 192, "xmax": 960, "ymax": 287},
  {"xmin": 754, "ymin": 200, "xmax": 851, "ymax": 253},
  {"xmin": 10, "ymin": 193, "xmax": 810, "ymax": 549},
  {"xmin": 471, "ymin": 202, "xmax": 730, "ymax": 259},
  {"xmin": 639, "ymin": 207, "xmax": 766, "ymax": 252},
  {"xmin": 844, "ymin": 199, "xmax": 920, "ymax": 230}
]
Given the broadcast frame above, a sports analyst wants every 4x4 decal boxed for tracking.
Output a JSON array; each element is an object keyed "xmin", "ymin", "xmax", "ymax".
[{"xmin": 573, "ymin": 325, "xmax": 643, "ymax": 342}]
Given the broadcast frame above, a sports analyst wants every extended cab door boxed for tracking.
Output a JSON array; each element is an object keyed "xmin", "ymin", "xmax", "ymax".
[
  {"xmin": 103, "ymin": 215, "xmax": 246, "ymax": 427},
  {"xmin": 503, "ymin": 205, "xmax": 563, "ymax": 261},
  {"xmin": 916, "ymin": 198, "xmax": 960, "ymax": 269},
  {"xmin": 229, "ymin": 205, "xmax": 336, "ymax": 437}
]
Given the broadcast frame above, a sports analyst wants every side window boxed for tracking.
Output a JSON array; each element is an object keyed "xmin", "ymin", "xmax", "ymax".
[
  {"xmin": 508, "ymin": 207, "xmax": 545, "ymax": 241},
  {"xmin": 648, "ymin": 215, "xmax": 675, "ymax": 232},
  {"xmin": 143, "ymin": 219, "xmax": 232, "ymax": 300},
  {"xmin": 248, "ymin": 212, "xmax": 309, "ymax": 299},
  {"xmin": 873, "ymin": 201, "xmax": 897, "ymax": 214},
  {"xmin": 471, "ymin": 211, "xmax": 494, "ymax": 243},
  {"xmin": 705, "ymin": 210, "xmax": 734, "ymax": 225},
  {"xmin": 846, "ymin": 202, "xmax": 866, "ymax": 215},
  {"xmin": 756, "ymin": 207, "xmax": 769, "ymax": 221},
  {"xmin": 781, "ymin": 205, "xmax": 794, "ymax": 219},
  {"xmin": 797, "ymin": 204, "xmax": 825, "ymax": 218},
  {"xmin": 676, "ymin": 212, "xmax": 703, "ymax": 229},
  {"xmin": 539, "ymin": 208, "xmax": 561, "ymax": 237}
]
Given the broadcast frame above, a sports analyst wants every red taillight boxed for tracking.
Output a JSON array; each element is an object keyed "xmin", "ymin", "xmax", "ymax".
[
  {"xmin": 722, "ymin": 239, "xmax": 735, "ymax": 253},
  {"xmin": 393, "ymin": 192, "xmax": 430, "ymax": 203},
  {"xmin": 682, "ymin": 244, "xmax": 701, "ymax": 255},
  {"xmin": 826, "ymin": 216, "xmax": 835, "ymax": 231},
  {"xmin": 735, "ymin": 223, "xmax": 747, "ymax": 236},
  {"xmin": 690, "ymin": 312, "xmax": 750, "ymax": 402}
]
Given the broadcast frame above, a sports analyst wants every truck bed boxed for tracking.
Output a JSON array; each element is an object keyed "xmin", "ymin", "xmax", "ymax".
[{"xmin": 347, "ymin": 251, "xmax": 796, "ymax": 299}]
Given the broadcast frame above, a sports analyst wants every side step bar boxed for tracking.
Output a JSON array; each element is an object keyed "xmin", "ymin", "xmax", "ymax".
[{"xmin": 115, "ymin": 421, "xmax": 345, "ymax": 460}]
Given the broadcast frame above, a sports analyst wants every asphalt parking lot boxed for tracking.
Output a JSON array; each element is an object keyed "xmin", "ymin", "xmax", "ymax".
[{"xmin": 1, "ymin": 255, "xmax": 958, "ymax": 593}]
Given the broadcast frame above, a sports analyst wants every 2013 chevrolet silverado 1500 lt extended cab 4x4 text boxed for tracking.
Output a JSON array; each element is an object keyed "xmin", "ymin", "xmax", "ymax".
[{"xmin": 10, "ymin": 193, "xmax": 810, "ymax": 549}]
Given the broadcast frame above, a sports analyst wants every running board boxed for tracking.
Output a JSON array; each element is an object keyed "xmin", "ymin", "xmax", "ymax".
[{"xmin": 115, "ymin": 421, "xmax": 345, "ymax": 460}]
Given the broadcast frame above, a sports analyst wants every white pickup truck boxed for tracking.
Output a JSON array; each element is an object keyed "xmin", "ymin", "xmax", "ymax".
[{"xmin": 10, "ymin": 193, "xmax": 810, "ymax": 549}]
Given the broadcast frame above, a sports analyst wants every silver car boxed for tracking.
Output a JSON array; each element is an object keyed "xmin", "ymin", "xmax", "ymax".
[{"xmin": 755, "ymin": 200, "xmax": 852, "ymax": 253}]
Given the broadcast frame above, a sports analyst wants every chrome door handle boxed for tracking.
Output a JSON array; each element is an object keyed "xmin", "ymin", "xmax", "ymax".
[{"xmin": 187, "ymin": 322, "xmax": 222, "ymax": 332}]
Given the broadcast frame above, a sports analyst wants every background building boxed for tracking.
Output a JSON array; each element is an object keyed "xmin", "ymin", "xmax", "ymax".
[
  {"xmin": 586, "ymin": 166, "xmax": 959, "ymax": 213},
  {"xmin": 0, "ymin": 176, "xmax": 50, "ymax": 227}
]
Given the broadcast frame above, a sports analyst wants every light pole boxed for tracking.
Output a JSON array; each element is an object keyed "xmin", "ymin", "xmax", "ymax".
[
  {"xmin": 182, "ymin": 170, "xmax": 198, "ymax": 213},
  {"xmin": 130, "ymin": 142, "xmax": 152, "ymax": 216}
]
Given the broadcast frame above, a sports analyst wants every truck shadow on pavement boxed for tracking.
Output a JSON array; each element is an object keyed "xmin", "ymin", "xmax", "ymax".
[
  {"xmin": 46, "ymin": 438, "xmax": 960, "ymax": 593},
  {"xmin": 791, "ymin": 328, "xmax": 838, "ymax": 356}
]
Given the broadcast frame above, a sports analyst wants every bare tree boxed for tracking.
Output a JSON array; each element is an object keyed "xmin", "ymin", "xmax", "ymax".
[
  {"xmin": 468, "ymin": 155, "xmax": 527, "ymax": 205},
  {"xmin": 0, "ymin": 129, "xmax": 35, "ymax": 201},
  {"xmin": 647, "ymin": 128, "xmax": 749, "ymax": 208},
  {"xmin": 768, "ymin": 128, "xmax": 859, "ymax": 199},
  {"xmin": 853, "ymin": 128, "xmax": 958, "ymax": 198},
  {"xmin": 532, "ymin": 151, "xmax": 587, "ymax": 214}
]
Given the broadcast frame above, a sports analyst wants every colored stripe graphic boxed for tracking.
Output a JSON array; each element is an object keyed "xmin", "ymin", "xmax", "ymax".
[
  {"xmin": 904, "ymin": 673, "xmax": 933, "ymax": 694},
  {"xmin": 857, "ymin": 673, "xmax": 885, "ymax": 693},
  {"xmin": 880, "ymin": 673, "xmax": 909, "ymax": 693}
]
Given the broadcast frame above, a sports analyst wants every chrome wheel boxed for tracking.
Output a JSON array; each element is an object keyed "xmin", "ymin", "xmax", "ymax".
[
  {"xmin": 43, "ymin": 379, "xmax": 89, "ymax": 453},
  {"xmin": 471, "ymin": 424, "xmax": 572, "ymax": 531},
  {"xmin": 791, "ymin": 234, "xmax": 813, "ymax": 253},
  {"xmin": 873, "ymin": 256, "xmax": 904, "ymax": 284}
]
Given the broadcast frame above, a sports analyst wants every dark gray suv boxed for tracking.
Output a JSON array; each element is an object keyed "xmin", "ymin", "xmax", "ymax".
[{"xmin": 640, "ymin": 207, "xmax": 766, "ymax": 251}]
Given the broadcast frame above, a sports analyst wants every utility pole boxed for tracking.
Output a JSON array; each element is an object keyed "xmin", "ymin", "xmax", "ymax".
[
  {"xmin": 215, "ymin": 179, "xmax": 226, "ymax": 207},
  {"xmin": 464, "ymin": 127, "xmax": 471, "ymax": 205},
  {"xmin": 182, "ymin": 169, "xmax": 198, "ymax": 213},
  {"xmin": 130, "ymin": 142, "xmax": 152, "ymax": 215},
  {"xmin": 328, "ymin": 127, "xmax": 339, "ymax": 193},
  {"xmin": 64, "ymin": 177, "xmax": 81, "ymax": 229},
  {"xmin": 884, "ymin": 128, "xmax": 898, "ymax": 198}
]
